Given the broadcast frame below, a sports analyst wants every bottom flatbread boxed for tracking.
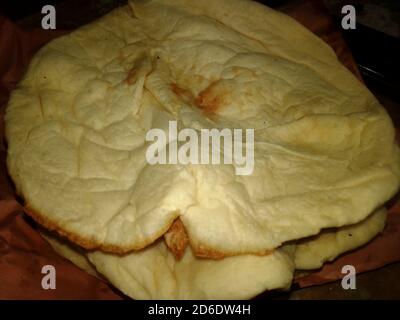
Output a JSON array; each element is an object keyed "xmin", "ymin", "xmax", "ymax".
[
  {"xmin": 294, "ymin": 208, "xmax": 387, "ymax": 270},
  {"xmin": 43, "ymin": 233, "xmax": 295, "ymax": 299}
]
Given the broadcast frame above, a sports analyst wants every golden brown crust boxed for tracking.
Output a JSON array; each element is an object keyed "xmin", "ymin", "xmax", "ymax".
[
  {"xmin": 25, "ymin": 203, "xmax": 275, "ymax": 258},
  {"xmin": 162, "ymin": 217, "xmax": 275, "ymax": 260},
  {"xmin": 24, "ymin": 203, "xmax": 178, "ymax": 255},
  {"xmin": 190, "ymin": 239, "xmax": 275, "ymax": 260},
  {"xmin": 191, "ymin": 243, "xmax": 226, "ymax": 259},
  {"xmin": 164, "ymin": 218, "xmax": 188, "ymax": 260}
]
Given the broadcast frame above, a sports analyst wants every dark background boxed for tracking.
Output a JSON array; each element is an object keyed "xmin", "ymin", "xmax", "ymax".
[{"xmin": 0, "ymin": 0, "xmax": 312, "ymax": 20}]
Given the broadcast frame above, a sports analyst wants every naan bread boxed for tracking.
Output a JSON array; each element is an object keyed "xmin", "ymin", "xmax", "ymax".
[
  {"xmin": 6, "ymin": 0, "xmax": 400, "ymax": 256},
  {"xmin": 42, "ymin": 232, "xmax": 295, "ymax": 300},
  {"xmin": 295, "ymin": 207, "xmax": 387, "ymax": 270}
]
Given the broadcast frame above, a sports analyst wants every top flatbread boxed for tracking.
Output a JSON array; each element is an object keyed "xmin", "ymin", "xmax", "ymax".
[{"xmin": 5, "ymin": 0, "xmax": 400, "ymax": 255}]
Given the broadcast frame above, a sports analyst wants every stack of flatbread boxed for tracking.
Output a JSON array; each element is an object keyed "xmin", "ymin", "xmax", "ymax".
[{"xmin": 5, "ymin": 0, "xmax": 400, "ymax": 299}]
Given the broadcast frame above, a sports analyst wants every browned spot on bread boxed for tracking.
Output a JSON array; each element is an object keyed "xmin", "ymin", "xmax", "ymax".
[
  {"xmin": 126, "ymin": 68, "xmax": 137, "ymax": 85},
  {"xmin": 171, "ymin": 83, "xmax": 188, "ymax": 97},
  {"xmin": 195, "ymin": 82, "xmax": 225, "ymax": 114},
  {"xmin": 23, "ymin": 203, "xmax": 179, "ymax": 255},
  {"xmin": 164, "ymin": 218, "xmax": 188, "ymax": 260},
  {"xmin": 170, "ymin": 83, "xmax": 195, "ymax": 105},
  {"xmin": 125, "ymin": 56, "xmax": 153, "ymax": 85}
]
